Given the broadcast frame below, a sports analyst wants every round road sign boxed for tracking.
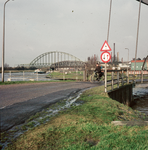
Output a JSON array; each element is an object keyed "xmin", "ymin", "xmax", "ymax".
[{"xmin": 101, "ymin": 52, "xmax": 111, "ymax": 63}]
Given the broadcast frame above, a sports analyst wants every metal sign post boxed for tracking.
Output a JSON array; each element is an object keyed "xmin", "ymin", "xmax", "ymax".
[
  {"xmin": 105, "ymin": 63, "xmax": 107, "ymax": 92},
  {"xmin": 100, "ymin": 41, "xmax": 112, "ymax": 93},
  {"xmin": 104, "ymin": 0, "xmax": 112, "ymax": 92},
  {"xmin": 100, "ymin": 43, "xmax": 111, "ymax": 93}
]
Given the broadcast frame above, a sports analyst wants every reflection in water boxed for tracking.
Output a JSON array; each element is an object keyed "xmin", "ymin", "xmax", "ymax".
[
  {"xmin": 132, "ymin": 85, "xmax": 148, "ymax": 116},
  {"xmin": 0, "ymin": 72, "xmax": 51, "ymax": 81}
]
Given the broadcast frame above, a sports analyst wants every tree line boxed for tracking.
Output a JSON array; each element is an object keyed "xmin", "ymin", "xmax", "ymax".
[{"xmin": 0, "ymin": 63, "xmax": 37, "ymax": 71}]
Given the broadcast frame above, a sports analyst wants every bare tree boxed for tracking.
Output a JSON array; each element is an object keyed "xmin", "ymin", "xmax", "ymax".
[{"xmin": 86, "ymin": 54, "xmax": 99, "ymax": 75}]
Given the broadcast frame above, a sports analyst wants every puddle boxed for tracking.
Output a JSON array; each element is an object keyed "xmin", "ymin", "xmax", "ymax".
[{"xmin": 0, "ymin": 88, "xmax": 87, "ymax": 150}]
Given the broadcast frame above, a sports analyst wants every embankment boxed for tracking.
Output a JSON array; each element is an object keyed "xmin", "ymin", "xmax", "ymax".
[{"xmin": 2, "ymin": 85, "xmax": 148, "ymax": 150}]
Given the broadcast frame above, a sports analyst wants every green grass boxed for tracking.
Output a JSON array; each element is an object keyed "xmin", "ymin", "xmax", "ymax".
[
  {"xmin": 0, "ymin": 81, "xmax": 47, "ymax": 85},
  {"xmin": 48, "ymin": 71, "xmax": 84, "ymax": 80},
  {"xmin": 4, "ymin": 86, "xmax": 148, "ymax": 150},
  {"xmin": 0, "ymin": 80, "xmax": 77, "ymax": 85}
]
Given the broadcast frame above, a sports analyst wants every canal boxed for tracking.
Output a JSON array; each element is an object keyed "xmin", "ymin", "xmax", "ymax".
[
  {"xmin": 0, "ymin": 72, "xmax": 51, "ymax": 81},
  {"xmin": 132, "ymin": 83, "xmax": 148, "ymax": 116}
]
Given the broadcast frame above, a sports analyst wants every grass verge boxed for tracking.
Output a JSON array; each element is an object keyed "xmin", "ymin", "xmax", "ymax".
[
  {"xmin": 0, "ymin": 80, "xmax": 76, "ymax": 85},
  {"xmin": 48, "ymin": 71, "xmax": 84, "ymax": 80},
  {"xmin": 4, "ymin": 86, "xmax": 148, "ymax": 150}
]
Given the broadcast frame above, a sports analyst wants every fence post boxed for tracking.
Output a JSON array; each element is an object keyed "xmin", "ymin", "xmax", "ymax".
[
  {"xmin": 117, "ymin": 71, "xmax": 119, "ymax": 88},
  {"xmin": 9, "ymin": 71, "xmax": 11, "ymax": 81},
  {"xmin": 23, "ymin": 71, "xmax": 24, "ymax": 81},
  {"xmin": 37, "ymin": 73, "xmax": 38, "ymax": 81},
  {"xmin": 63, "ymin": 70, "xmax": 65, "ymax": 80},
  {"xmin": 111, "ymin": 71, "xmax": 114, "ymax": 90},
  {"xmin": 141, "ymin": 70, "xmax": 143, "ymax": 83},
  {"xmin": 83, "ymin": 70, "xmax": 86, "ymax": 81},
  {"xmin": 127, "ymin": 69, "xmax": 129, "ymax": 84},
  {"xmin": 122, "ymin": 70, "xmax": 124, "ymax": 86},
  {"xmin": 76, "ymin": 69, "xmax": 78, "ymax": 81}
]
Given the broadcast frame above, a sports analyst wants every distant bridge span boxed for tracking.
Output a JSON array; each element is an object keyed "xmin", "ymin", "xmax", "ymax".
[{"xmin": 29, "ymin": 51, "xmax": 85, "ymax": 68}]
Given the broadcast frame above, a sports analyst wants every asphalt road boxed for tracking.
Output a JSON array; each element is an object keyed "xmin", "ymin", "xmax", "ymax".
[{"xmin": 0, "ymin": 81, "xmax": 100, "ymax": 132}]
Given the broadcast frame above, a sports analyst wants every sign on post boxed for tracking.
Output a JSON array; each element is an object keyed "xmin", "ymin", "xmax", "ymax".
[
  {"xmin": 101, "ymin": 51, "xmax": 111, "ymax": 63},
  {"xmin": 100, "ymin": 40, "xmax": 112, "ymax": 93},
  {"xmin": 100, "ymin": 40, "xmax": 112, "ymax": 51}
]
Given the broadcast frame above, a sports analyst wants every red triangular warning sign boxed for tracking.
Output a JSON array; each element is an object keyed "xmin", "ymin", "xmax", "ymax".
[{"xmin": 100, "ymin": 40, "xmax": 111, "ymax": 51}]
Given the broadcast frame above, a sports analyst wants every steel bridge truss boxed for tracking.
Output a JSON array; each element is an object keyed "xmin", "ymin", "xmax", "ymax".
[
  {"xmin": 50, "ymin": 60, "xmax": 85, "ymax": 68},
  {"xmin": 29, "ymin": 51, "xmax": 85, "ymax": 68}
]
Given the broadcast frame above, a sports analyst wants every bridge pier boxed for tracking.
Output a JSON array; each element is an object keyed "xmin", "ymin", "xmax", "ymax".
[{"xmin": 108, "ymin": 84, "xmax": 134, "ymax": 106}]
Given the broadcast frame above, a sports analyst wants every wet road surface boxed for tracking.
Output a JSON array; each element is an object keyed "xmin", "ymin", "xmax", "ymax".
[{"xmin": 0, "ymin": 82, "xmax": 101, "ymax": 132}]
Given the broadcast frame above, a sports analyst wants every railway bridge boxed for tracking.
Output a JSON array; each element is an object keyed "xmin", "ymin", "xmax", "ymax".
[{"xmin": 20, "ymin": 51, "xmax": 85, "ymax": 69}]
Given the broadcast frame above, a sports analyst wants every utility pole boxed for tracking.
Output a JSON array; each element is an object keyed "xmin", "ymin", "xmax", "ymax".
[
  {"xmin": 105, "ymin": 0, "xmax": 112, "ymax": 93},
  {"xmin": 2, "ymin": 0, "xmax": 12, "ymax": 82},
  {"xmin": 134, "ymin": 0, "xmax": 142, "ymax": 75}
]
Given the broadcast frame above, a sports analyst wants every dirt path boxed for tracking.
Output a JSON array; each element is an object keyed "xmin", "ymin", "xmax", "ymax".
[{"xmin": 0, "ymin": 81, "xmax": 101, "ymax": 132}]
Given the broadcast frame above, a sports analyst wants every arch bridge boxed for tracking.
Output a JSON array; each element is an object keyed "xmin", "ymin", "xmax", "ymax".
[{"xmin": 29, "ymin": 51, "xmax": 85, "ymax": 68}]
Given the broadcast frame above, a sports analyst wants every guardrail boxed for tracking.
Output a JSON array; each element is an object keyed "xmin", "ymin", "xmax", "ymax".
[
  {"xmin": 107, "ymin": 69, "xmax": 148, "ymax": 92},
  {"xmin": 107, "ymin": 70, "xmax": 129, "ymax": 92}
]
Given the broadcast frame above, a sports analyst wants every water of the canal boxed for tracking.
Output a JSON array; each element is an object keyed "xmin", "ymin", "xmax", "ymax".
[{"xmin": 132, "ymin": 83, "xmax": 148, "ymax": 116}]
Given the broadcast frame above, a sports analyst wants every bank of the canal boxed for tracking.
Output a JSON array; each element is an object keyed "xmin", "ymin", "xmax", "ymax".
[
  {"xmin": 2, "ymin": 85, "xmax": 148, "ymax": 150},
  {"xmin": 132, "ymin": 83, "xmax": 148, "ymax": 116}
]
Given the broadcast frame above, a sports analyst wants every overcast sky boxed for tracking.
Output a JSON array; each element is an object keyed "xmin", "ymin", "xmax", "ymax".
[{"xmin": 0, "ymin": 0, "xmax": 148, "ymax": 67}]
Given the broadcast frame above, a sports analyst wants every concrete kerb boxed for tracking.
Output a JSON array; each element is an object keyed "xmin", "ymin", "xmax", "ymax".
[{"xmin": 111, "ymin": 121, "xmax": 148, "ymax": 126}]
